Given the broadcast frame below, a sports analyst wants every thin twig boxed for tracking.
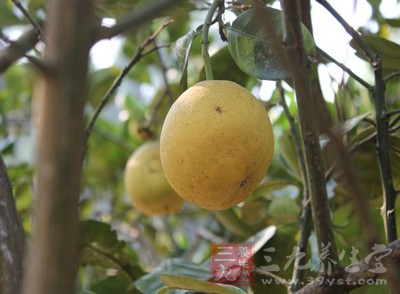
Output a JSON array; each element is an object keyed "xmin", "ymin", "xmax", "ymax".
[
  {"xmin": 277, "ymin": 82, "xmax": 313, "ymax": 292},
  {"xmin": 11, "ymin": 0, "xmax": 45, "ymax": 40},
  {"xmin": 315, "ymin": 0, "xmax": 375, "ymax": 62},
  {"xmin": 384, "ymin": 70, "xmax": 400, "ymax": 82},
  {"xmin": 317, "ymin": 47, "xmax": 373, "ymax": 90},
  {"xmin": 85, "ymin": 20, "xmax": 173, "ymax": 142}
]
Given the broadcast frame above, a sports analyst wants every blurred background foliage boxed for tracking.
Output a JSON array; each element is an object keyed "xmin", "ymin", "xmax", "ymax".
[{"xmin": 1, "ymin": 0, "xmax": 400, "ymax": 293}]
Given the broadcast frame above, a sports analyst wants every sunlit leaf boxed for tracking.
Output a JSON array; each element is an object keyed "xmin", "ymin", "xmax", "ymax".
[
  {"xmin": 227, "ymin": 7, "xmax": 316, "ymax": 80},
  {"xmin": 135, "ymin": 258, "xmax": 210, "ymax": 293},
  {"xmin": 159, "ymin": 274, "xmax": 247, "ymax": 294}
]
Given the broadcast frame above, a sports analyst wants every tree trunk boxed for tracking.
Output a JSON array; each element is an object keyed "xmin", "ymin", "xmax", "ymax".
[
  {"xmin": 0, "ymin": 154, "xmax": 25, "ymax": 294},
  {"xmin": 22, "ymin": 0, "xmax": 93, "ymax": 293}
]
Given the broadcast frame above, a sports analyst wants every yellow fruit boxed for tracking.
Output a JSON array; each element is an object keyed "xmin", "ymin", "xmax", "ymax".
[
  {"xmin": 160, "ymin": 80, "xmax": 274, "ymax": 210},
  {"xmin": 124, "ymin": 142, "xmax": 184, "ymax": 216}
]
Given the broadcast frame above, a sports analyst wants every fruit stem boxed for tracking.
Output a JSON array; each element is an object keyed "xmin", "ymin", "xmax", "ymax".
[{"xmin": 201, "ymin": 0, "xmax": 222, "ymax": 80}]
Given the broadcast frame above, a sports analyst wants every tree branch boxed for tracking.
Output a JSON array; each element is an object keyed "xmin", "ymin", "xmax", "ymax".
[
  {"xmin": 280, "ymin": 0, "xmax": 339, "ymax": 273},
  {"xmin": 0, "ymin": 29, "xmax": 39, "ymax": 74},
  {"xmin": 0, "ymin": 154, "xmax": 25, "ymax": 294},
  {"xmin": 373, "ymin": 56, "xmax": 398, "ymax": 243},
  {"xmin": 95, "ymin": 0, "xmax": 183, "ymax": 41}
]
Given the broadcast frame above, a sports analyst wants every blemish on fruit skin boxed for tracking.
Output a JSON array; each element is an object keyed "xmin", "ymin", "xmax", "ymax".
[
  {"xmin": 239, "ymin": 179, "xmax": 247, "ymax": 187},
  {"xmin": 215, "ymin": 106, "xmax": 223, "ymax": 113}
]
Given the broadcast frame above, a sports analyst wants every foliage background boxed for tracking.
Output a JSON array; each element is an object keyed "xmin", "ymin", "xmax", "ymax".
[{"xmin": 1, "ymin": 0, "xmax": 400, "ymax": 293}]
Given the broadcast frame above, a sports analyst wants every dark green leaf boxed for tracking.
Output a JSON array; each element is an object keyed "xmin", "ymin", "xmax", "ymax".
[
  {"xmin": 350, "ymin": 35, "xmax": 400, "ymax": 74},
  {"xmin": 80, "ymin": 220, "xmax": 145, "ymax": 280},
  {"xmin": 198, "ymin": 46, "xmax": 253, "ymax": 87},
  {"xmin": 215, "ymin": 208, "xmax": 255, "ymax": 237},
  {"xmin": 159, "ymin": 274, "xmax": 247, "ymax": 294},
  {"xmin": 227, "ymin": 7, "xmax": 316, "ymax": 80},
  {"xmin": 90, "ymin": 274, "xmax": 140, "ymax": 294}
]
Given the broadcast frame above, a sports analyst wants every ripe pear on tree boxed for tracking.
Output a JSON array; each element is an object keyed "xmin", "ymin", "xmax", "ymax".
[{"xmin": 160, "ymin": 80, "xmax": 274, "ymax": 210}]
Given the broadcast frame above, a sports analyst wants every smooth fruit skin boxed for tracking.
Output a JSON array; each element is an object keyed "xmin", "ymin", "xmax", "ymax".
[
  {"xmin": 124, "ymin": 142, "xmax": 184, "ymax": 216},
  {"xmin": 160, "ymin": 80, "xmax": 274, "ymax": 210}
]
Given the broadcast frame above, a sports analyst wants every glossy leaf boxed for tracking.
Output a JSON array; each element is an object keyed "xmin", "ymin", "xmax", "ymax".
[
  {"xmin": 227, "ymin": 7, "xmax": 316, "ymax": 80},
  {"xmin": 135, "ymin": 258, "xmax": 209, "ymax": 294},
  {"xmin": 159, "ymin": 274, "xmax": 247, "ymax": 294}
]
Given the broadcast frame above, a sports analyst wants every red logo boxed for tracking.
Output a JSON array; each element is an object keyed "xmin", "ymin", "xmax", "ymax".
[{"xmin": 210, "ymin": 242, "xmax": 253, "ymax": 286}]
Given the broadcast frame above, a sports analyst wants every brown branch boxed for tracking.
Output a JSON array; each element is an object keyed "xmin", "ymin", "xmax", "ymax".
[
  {"xmin": 94, "ymin": 0, "xmax": 183, "ymax": 41},
  {"xmin": 280, "ymin": 0, "xmax": 339, "ymax": 273},
  {"xmin": 0, "ymin": 154, "xmax": 25, "ymax": 294},
  {"xmin": 21, "ymin": 0, "xmax": 93, "ymax": 293},
  {"xmin": 0, "ymin": 29, "xmax": 39, "ymax": 74},
  {"xmin": 296, "ymin": 239, "xmax": 400, "ymax": 293}
]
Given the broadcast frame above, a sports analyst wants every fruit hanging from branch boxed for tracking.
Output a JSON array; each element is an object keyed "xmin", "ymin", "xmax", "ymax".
[
  {"xmin": 160, "ymin": 80, "xmax": 274, "ymax": 210},
  {"xmin": 124, "ymin": 141, "xmax": 184, "ymax": 216}
]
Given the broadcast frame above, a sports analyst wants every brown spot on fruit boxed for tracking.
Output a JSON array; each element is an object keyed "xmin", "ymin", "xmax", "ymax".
[{"xmin": 215, "ymin": 106, "xmax": 222, "ymax": 113}]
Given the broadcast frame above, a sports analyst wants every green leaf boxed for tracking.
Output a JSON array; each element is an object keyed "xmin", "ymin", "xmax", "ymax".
[
  {"xmin": 79, "ymin": 220, "xmax": 145, "ymax": 280},
  {"xmin": 135, "ymin": 258, "xmax": 210, "ymax": 294},
  {"xmin": 175, "ymin": 26, "xmax": 202, "ymax": 95},
  {"xmin": 215, "ymin": 208, "xmax": 254, "ymax": 237},
  {"xmin": 385, "ymin": 18, "xmax": 400, "ymax": 27},
  {"xmin": 227, "ymin": 7, "xmax": 316, "ymax": 80},
  {"xmin": 90, "ymin": 274, "xmax": 140, "ymax": 294},
  {"xmin": 277, "ymin": 134, "xmax": 301, "ymax": 180},
  {"xmin": 87, "ymin": 67, "xmax": 119, "ymax": 107},
  {"xmin": 199, "ymin": 46, "xmax": 253, "ymax": 87},
  {"xmin": 350, "ymin": 35, "xmax": 400, "ymax": 74},
  {"xmin": 159, "ymin": 274, "xmax": 247, "ymax": 294},
  {"xmin": 0, "ymin": 2, "xmax": 23, "ymax": 26},
  {"xmin": 268, "ymin": 195, "xmax": 300, "ymax": 224}
]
